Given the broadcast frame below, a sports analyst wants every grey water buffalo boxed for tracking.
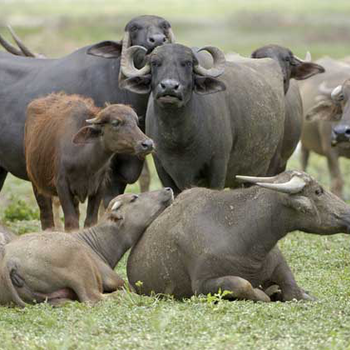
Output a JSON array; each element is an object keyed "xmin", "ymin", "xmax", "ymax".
[
  {"xmin": 299, "ymin": 58, "xmax": 350, "ymax": 197},
  {"xmin": 251, "ymin": 45, "xmax": 324, "ymax": 171},
  {"xmin": 128, "ymin": 171, "xmax": 350, "ymax": 301},
  {"xmin": 120, "ymin": 43, "xmax": 324, "ymax": 193},
  {"xmin": 0, "ymin": 188, "xmax": 173, "ymax": 307},
  {"xmin": 25, "ymin": 93, "xmax": 154, "ymax": 231},
  {"xmin": 0, "ymin": 15, "xmax": 175, "ymax": 230}
]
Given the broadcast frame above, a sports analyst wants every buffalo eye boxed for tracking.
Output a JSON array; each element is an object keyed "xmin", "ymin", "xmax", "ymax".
[
  {"xmin": 315, "ymin": 187, "xmax": 324, "ymax": 196},
  {"xmin": 111, "ymin": 120, "xmax": 121, "ymax": 127},
  {"xmin": 130, "ymin": 194, "xmax": 139, "ymax": 203},
  {"xmin": 151, "ymin": 60, "xmax": 161, "ymax": 68},
  {"xmin": 161, "ymin": 21, "xmax": 170, "ymax": 30},
  {"xmin": 181, "ymin": 61, "xmax": 192, "ymax": 68},
  {"xmin": 130, "ymin": 25, "xmax": 140, "ymax": 32}
]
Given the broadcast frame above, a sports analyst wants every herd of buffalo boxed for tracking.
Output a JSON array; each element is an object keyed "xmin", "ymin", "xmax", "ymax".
[{"xmin": 0, "ymin": 15, "xmax": 350, "ymax": 306}]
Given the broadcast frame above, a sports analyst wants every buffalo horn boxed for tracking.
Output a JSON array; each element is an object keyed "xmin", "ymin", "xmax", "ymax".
[
  {"xmin": 236, "ymin": 175, "xmax": 279, "ymax": 184},
  {"xmin": 318, "ymin": 81, "xmax": 335, "ymax": 96},
  {"xmin": 331, "ymin": 85, "xmax": 344, "ymax": 101},
  {"xmin": 7, "ymin": 25, "xmax": 36, "ymax": 58},
  {"xmin": 86, "ymin": 117, "xmax": 100, "ymax": 124},
  {"xmin": 0, "ymin": 32, "xmax": 23, "ymax": 56},
  {"xmin": 294, "ymin": 51, "xmax": 312, "ymax": 63},
  {"xmin": 255, "ymin": 176, "xmax": 306, "ymax": 194},
  {"xmin": 120, "ymin": 45, "xmax": 150, "ymax": 78},
  {"xmin": 194, "ymin": 46, "xmax": 226, "ymax": 78}
]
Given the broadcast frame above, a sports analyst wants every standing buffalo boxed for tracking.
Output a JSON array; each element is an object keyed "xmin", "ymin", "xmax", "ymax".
[
  {"xmin": 25, "ymin": 93, "xmax": 153, "ymax": 231},
  {"xmin": 251, "ymin": 45, "xmax": 324, "ymax": 172},
  {"xmin": 127, "ymin": 171, "xmax": 350, "ymax": 301},
  {"xmin": 299, "ymin": 58, "xmax": 350, "ymax": 197},
  {"xmin": 120, "ymin": 43, "xmax": 323, "ymax": 193},
  {"xmin": 0, "ymin": 15, "xmax": 175, "ymax": 230}
]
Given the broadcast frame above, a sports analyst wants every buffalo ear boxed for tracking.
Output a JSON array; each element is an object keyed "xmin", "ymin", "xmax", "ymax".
[
  {"xmin": 291, "ymin": 59, "xmax": 325, "ymax": 80},
  {"xmin": 87, "ymin": 41, "xmax": 123, "ymax": 59},
  {"xmin": 286, "ymin": 195, "xmax": 315, "ymax": 214},
  {"xmin": 120, "ymin": 75, "xmax": 152, "ymax": 94},
  {"xmin": 194, "ymin": 76, "xmax": 226, "ymax": 95},
  {"xmin": 305, "ymin": 99, "xmax": 342, "ymax": 122},
  {"xmin": 72, "ymin": 126, "xmax": 102, "ymax": 144}
]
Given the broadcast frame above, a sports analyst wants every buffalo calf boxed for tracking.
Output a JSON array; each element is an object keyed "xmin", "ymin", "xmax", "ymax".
[{"xmin": 25, "ymin": 93, "xmax": 154, "ymax": 231}]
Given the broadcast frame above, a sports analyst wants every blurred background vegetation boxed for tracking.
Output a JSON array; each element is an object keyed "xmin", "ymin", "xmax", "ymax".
[{"xmin": 1, "ymin": 0, "xmax": 350, "ymax": 224}]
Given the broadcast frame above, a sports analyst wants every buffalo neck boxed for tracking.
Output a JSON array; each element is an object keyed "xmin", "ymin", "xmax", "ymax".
[
  {"xmin": 232, "ymin": 188, "xmax": 293, "ymax": 260},
  {"xmin": 151, "ymin": 95, "xmax": 203, "ymax": 150},
  {"xmin": 75, "ymin": 221, "xmax": 131, "ymax": 268}
]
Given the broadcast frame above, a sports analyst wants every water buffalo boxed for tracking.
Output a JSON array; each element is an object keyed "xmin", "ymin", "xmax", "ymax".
[
  {"xmin": 127, "ymin": 171, "xmax": 350, "ymax": 301},
  {"xmin": 299, "ymin": 58, "xmax": 350, "ymax": 197},
  {"xmin": 251, "ymin": 45, "xmax": 324, "ymax": 172},
  {"xmin": 120, "ymin": 43, "xmax": 322, "ymax": 194},
  {"xmin": 0, "ymin": 188, "xmax": 173, "ymax": 307},
  {"xmin": 0, "ymin": 15, "xmax": 175, "ymax": 230},
  {"xmin": 25, "ymin": 93, "xmax": 154, "ymax": 231}
]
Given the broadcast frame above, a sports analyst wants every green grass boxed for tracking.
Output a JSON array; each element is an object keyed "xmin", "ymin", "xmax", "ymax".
[{"xmin": 1, "ymin": 0, "xmax": 350, "ymax": 349}]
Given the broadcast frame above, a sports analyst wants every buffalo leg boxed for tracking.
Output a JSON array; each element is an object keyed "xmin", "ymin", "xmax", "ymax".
[
  {"xmin": 85, "ymin": 192, "xmax": 102, "ymax": 228},
  {"xmin": 153, "ymin": 156, "xmax": 181, "ymax": 195},
  {"xmin": 193, "ymin": 276, "xmax": 270, "ymax": 302},
  {"xmin": 56, "ymin": 178, "xmax": 79, "ymax": 231},
  {"xmin": 52, "ymin": 197, "xmax": 64, "ymax": 231},
  {"xmin": 208, "ymin": 159, "xmax": 227, "ymax": 189},
  {"xmin": 32, "ymin": 184, "xmax": 54, "ymax": 231},
  {"xmin": 300, "ymin": 144, "xmax": 310, "ymax": 171},
  {"xmin": 268, "ymin": 248, "xmax": 314, "ymax": 301},
  {"xmin": 139, "ymin": 159, "xmax": 151, "ymax": 192},
  {"xmin": 0, "ymin": 167, "xmax": 8, "ymax": 191},
  {"xmin": 325, "ymin": 151, "xmax": 343, "ymax": 198}
]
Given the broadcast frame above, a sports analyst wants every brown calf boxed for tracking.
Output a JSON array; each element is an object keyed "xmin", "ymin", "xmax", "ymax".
[{"xmin": 25, "ymin": 93, "xmax": 154, "ymax": 231}]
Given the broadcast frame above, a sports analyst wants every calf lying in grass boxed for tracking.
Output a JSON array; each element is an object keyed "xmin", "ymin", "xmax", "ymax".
[
  {"xmin": 0, "ymin": 188, "xmax": 173, "ymax": 307},
  {"xmin": 128, "ymin": 171, "xmax": 350, "ymax": 302}
]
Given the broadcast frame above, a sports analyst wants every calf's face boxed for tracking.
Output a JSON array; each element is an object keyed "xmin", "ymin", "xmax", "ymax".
[
  {"xmin": 73, "ymin": 104, "xmax": 154, "ymax": 156},
  {"xmin": 106, "ymin": 188, "xmax": 174, "ymax": 238}
]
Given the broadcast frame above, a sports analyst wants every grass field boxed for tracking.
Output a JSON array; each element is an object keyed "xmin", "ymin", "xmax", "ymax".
[{"xmin": 1, "ymin": 1, "xmax": 350, "ymax": 349}]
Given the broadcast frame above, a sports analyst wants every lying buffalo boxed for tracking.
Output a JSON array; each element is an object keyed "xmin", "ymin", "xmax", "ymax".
[
  {"xmin": 0, "ymin": 188, "xmax": 173, "ymax": 307},
  {"xmin": 25, "ymin": 93, "xmax": 154, "ymax": 231},
  {"xmin": 120, "ymin": 43, "xmax": 323, "ymax": 193},
  {"xmin": 299, "ymin": 58, "xmax": 350, "ymax": 197},
  {"xmin": 0, "ymin": 15, "xmax": 175, "ymax": 230},
  {"xmin": 128, "ymin": 171, "xmax": 350, "ymax": 301}
]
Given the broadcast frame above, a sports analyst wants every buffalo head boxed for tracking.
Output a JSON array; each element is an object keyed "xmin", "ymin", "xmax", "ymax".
[
  {"xmin": 251, "ymin": 45, "xmax": 324, "ymax": 94},
  {"xmin": 236, "ymin": 170, "xmax": 350, "ymax": 235},
  {"xmin": 305, "ymin": 79, "xmax": 350, "ymax": 146},
  {"xmin": 86, "ymin": 15, "xmax": 175, "ymax": 76},
  {"xmin": 119, "ymin": 43, "xmax": 227, "ymax": 108}
]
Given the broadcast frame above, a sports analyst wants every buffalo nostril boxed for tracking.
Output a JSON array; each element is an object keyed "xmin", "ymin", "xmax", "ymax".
[
  {"xmin": 160, "ymin": 83, "xmax": 166, "ymax": 90},
  {"xmin": 164, "ymin": 187, "xmax": 172, "ymax": 192},
  {"xmin": 345, "ymin": 129, "xmax": 350, "ymax": 136},
  {"xmin": 141, "ymin": 139, "xmax": 154, "ymax": 151},
  {"xmin": 163, "ymin": 37, "xmax": 167, "ymax": 42},
  {"xmin": 174, "ymin": 83, "xmax": 179, "ymax": 90},
  {"xmin": 149, "ymin": 37, "xmax": 155, "ymax": 43}
]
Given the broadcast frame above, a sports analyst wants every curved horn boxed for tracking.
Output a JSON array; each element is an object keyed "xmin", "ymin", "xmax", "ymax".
[
  {"xmin": 120, "ymin": 45, "xmax": 150, "ymax": 78},
  {"xmin": 294, "ymin": 51, "xmax": 312, "ymax": 63},
  {"xmin": 194, "ymin": 46, "xmax": 226, "ymax": 78},
  {"xmin": 331, "ymin": 85, "xmax": 344, "ymax": 101},
  {"xmin": 255, "ymin": 176, "xmax": 306, "ymax": 194},
  {"xmin": 236, "ymin": 175, "xmax": 279, "ymax": 184},
  {"xmin": 0, "ymin": 33, "xmax": 23, "ymax": 56},
  {"xmin": 318, "ymin": 81, "xmax": 335, "ymax": 96},
  {"xmin": 166, "ymin": 27, "xmax": 176, "ymax": 43},
  {"xmin": 7, "ymin": 25, "xmax": 36, "ymax": 57},
  {"xmin": 86, "ymin": 117, "xmax": 100, "ymax": 124}
]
